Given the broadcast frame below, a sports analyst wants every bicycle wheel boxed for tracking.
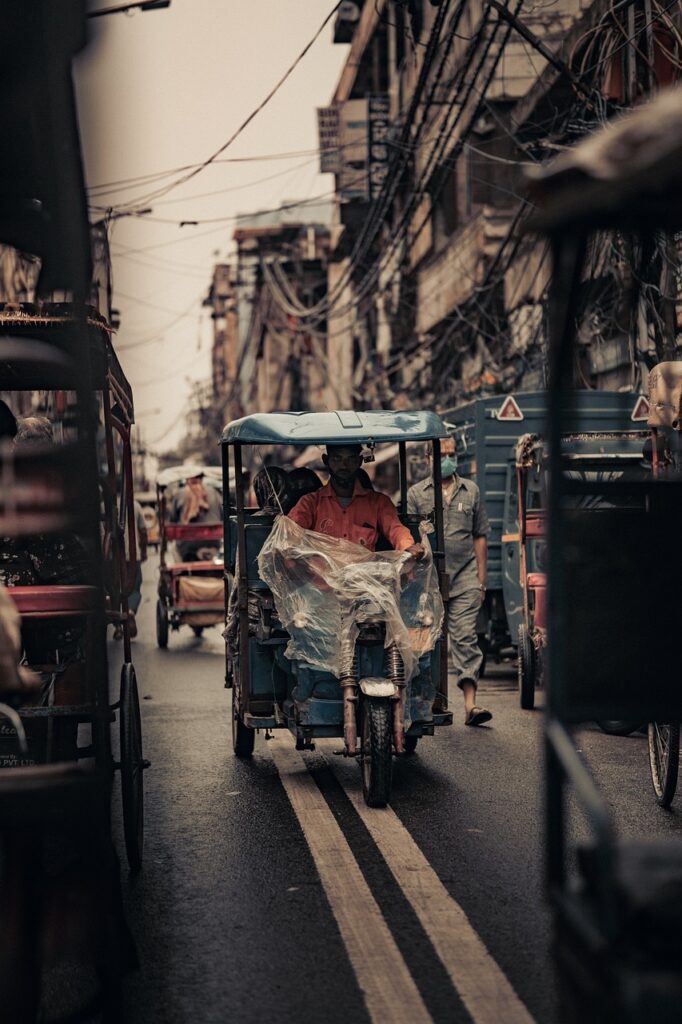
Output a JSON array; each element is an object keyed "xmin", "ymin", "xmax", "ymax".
[{"xmin": 648, "ymin": 722, "xmax": 680, "ymax": 808}]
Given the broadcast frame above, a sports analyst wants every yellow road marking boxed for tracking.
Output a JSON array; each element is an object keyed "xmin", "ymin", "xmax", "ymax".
[
  {"xmin": 268, "ymin": 735, "xmax": 431, "ymax": 1024},
  {"xmin": 331, "ymin": 755, "xmax": 535, "ymax": 1024}
]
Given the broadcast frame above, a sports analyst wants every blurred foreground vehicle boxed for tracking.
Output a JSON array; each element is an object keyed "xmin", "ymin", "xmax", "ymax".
[
  {"xmin": 0, "ymin": 2, "xmax": 144, "ymax": 1018},
  {"xmin": 0, "ymin": 306, "xmax": 145, "ymax": 1021},
  {"xmin": 531, "ymin": 85, "xmax": 682, "ymax": 1024}
]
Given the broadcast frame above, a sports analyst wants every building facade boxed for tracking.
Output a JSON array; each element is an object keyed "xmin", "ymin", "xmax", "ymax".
[{"xmin": 262, "ymin": 0, "xmax": 682, "ymax": 413}]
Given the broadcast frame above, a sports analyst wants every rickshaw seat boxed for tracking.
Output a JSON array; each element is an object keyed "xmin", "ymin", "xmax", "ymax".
[
  {"xmin": 525, "ymin": 514, "xmax": 545, "ymax": 538},
  {"xmin": 8, "ymin": 585, "xmax": 98, "ymax": 617},
  {"xmin": 578, "ymin": 839, "xmax": 682, "ymax": 960},
  {"xmin": 527, "ymin": 573, "xmax": 546, "ymax": 589},
  {"xmin": 164, "ymin": 523, "xmax": 222, "ymax": 543},
  {"xmin": 166, "ymin": 561, "xmax": 223, "ymax": 575}
]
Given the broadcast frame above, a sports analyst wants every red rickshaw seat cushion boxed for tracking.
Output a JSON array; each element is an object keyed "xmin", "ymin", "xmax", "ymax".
[
  {"xmin": 527, "ymin": 573, "xmax": 547, "ymax": 589},
  {"xmin": 8, "ymin": 585, "xmax": 98, "ymax": 616}
]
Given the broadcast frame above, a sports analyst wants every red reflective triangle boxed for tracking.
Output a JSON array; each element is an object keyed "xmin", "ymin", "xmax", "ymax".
[
  {"xmin": 497, "ymin": 396, "xmax": 524, "ymax": 421},
  {"xmin": 631, "ymin": 396, "xmax": 650, "ymax": 421}
]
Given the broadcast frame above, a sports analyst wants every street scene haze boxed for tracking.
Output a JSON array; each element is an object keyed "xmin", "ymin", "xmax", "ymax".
[{"xmin": 1, "ymin": 2, "xmax": 681, "ymax": 1023}]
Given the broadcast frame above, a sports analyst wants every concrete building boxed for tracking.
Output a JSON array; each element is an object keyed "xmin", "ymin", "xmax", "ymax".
[{"xmin": 264, "ymin": 0, "xmax": 682, "ymax": 414}]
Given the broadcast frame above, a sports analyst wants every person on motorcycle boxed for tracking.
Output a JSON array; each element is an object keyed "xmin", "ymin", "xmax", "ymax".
[{"xmin": 288, "ymin": 443, "xmax": 424, "ymax": 559}]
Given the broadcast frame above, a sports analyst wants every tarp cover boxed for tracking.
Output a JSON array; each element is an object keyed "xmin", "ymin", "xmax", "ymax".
[{"xmin": 257, "ymin": 516, "xmax": 443, "ymax": 684}]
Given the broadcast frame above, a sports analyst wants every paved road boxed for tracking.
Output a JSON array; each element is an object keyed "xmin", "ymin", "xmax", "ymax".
[{"xmin": 111, "ymin": 563, "xmax": 682, "ymax": 1024}]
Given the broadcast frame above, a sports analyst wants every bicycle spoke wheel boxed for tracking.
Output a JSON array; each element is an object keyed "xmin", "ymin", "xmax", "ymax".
[{"xmin": 648, "ymin": 722, "xmax": 680, "ymax": 808}]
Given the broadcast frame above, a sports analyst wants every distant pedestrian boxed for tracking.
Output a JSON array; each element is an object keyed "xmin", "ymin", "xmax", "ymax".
[{"xmin": 407, "ymin": 436, "xmax": 492, "ymax": 726}]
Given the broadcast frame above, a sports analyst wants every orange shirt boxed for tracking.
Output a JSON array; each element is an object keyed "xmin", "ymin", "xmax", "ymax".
[{"xmin": 288, "ymin": 480, "xmax": 414, "ymax": 552}]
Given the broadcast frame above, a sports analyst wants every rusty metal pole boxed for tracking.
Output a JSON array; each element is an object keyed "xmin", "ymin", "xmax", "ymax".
[{"xmin": 432, "ymin": 438, "xmax": 448, "ymax": 709}]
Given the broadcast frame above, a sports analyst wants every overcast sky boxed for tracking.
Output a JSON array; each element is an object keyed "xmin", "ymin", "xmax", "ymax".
[{"xmin": 74, "ymin": 1, "xmax": 348, "ymax": 458}]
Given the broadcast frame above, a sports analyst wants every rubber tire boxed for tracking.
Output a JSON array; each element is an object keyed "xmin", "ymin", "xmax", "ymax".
[
  {"xmin": 232, "ymin": 694, "xmax": 254, "ymax": 758},
  {"xmin": 597, "ymin": 720, "xmax": 643, "ymax": 737},
  {"xmin": 120, "ymin": 664, "xmax": 144, "ymax": 873},
  {"xmin": 403, "ymin": 734, "xmax": 419, "ymax": 755},
  {"xmin": 518, "ymin": 624, "xmax": 535, "ymax": 710},
  {"xmin": 648, "ymin": 722, "xmax": 680, "ymax": 808},
  {"xmin": 192, "ymin": 626, "xmax": 204, "ymax": 638},
  {"xmin": 156, "ymin": 599, "xmax": 168, "ymax": 649},
  {"xmin": 360, "ymin": 697, "xmax": 393, "ymax": 807}
]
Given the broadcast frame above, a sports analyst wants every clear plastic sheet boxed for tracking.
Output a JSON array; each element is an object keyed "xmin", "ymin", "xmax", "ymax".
[{"xmin": 257, "ymin": 516, "xmax": 443, "ymax": 685}]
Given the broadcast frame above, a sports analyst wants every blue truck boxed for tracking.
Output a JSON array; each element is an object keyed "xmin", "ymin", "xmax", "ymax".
[{"xmin": 442, "ymin": 389, "xmax": 650, "ymax": 665}]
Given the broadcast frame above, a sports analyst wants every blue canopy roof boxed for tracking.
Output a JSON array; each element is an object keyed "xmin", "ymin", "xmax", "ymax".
[{"xmin": 220, "ymin": 410, "xmax": 449, "ymax": 445}]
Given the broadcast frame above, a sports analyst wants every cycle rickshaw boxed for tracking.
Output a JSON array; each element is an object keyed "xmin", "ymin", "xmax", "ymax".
[
  {"xmin": 530, "ymin": 85, "xmax": 682, "ymax": 1022},
  {"xmin": 155, "ymin": 464, "xmax": 225, "ymax": 647},
  {"xmin": 0, "ymin": 307, "xmax": 143, "ymax": 1020},
  {"xmin": 0, "ymin": 303, "xmax": 146, "ymax": 868},
  {"xmin": 221, "ymin": 410, "xmax": 453, "ymax": 807}
]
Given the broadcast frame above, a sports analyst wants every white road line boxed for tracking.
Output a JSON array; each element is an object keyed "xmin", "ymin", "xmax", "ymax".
[
  {"xmin": 268, "ymin": 734, "xmax": 432, "ymax": 1024},
  {"xmin": 330, "ymin": 753, "xmax": 536, "ymax": 1024}
]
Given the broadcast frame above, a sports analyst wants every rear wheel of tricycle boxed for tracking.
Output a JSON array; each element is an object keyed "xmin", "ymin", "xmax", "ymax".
[
  {"xmin": 232, "ymin": 693, "xmax": 254, "ymax": 758},
  {"xmin": 156, "ymin": 599, "xmax": 168, "ymax": 648},
  {"xmin": 648, "ymin": 722, "xmax": 680, "ymax": 808},
  {"xmin": 517, "ymin": 624, "xmax": 535, "ymax": 710},
  {"xmin": 360, "ymin": 697, "xmax": 393, "ymax": 807},
  {"xmin": 120, "ymin": 664, "xmax": 144, "ymax": 873}
]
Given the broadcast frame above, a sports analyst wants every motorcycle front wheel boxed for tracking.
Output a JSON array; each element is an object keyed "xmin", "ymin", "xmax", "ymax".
[{"xmin": 360, "ymin": 697, "xmax": 393, "ymax": 808}]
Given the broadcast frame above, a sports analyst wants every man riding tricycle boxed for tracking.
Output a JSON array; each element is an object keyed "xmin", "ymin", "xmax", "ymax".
[{"xmin": 221, "ymin": 411, "xmax": 453, "ymax": 807}]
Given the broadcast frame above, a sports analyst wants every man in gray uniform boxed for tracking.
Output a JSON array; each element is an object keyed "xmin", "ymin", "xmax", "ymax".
[{"xmin": 407, "ymin": 436, "xmax": 492, "ymax": 726}]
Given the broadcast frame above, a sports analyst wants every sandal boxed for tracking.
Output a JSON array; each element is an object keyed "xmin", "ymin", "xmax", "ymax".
[{"xmin": 465, "ymin": 706, "xmax": 492, "ymax": 727}]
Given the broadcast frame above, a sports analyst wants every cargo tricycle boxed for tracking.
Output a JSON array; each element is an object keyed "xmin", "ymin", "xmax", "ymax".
[
  {"xmin": 532, "ymin": 88, "xmax": 682, "ymax": 1023},
  {"xmin": 0, "ymin": 310, "xmax": 142, "ymax": 1021},
  {"xmin": 221, "ymin": 411, "xmax": 453, "ymax": 807}
]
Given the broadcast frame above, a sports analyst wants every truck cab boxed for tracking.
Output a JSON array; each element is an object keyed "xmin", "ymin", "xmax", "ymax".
[{"xmin": 443, "ymin": 390, "xmax": 650, "ymax": 664}]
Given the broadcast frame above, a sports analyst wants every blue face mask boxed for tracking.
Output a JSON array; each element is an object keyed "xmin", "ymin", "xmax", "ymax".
[{"xmin": 440, "ymin": 455, "xmax": 458, "ymax": 479}]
